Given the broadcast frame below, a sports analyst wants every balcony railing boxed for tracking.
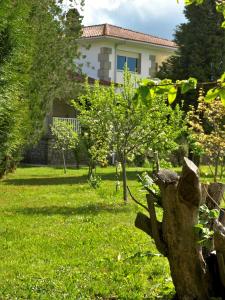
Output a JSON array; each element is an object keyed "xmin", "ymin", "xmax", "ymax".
[{"xmin": 52, "ymin": 117, "xmax": 81, "ymax": 134}]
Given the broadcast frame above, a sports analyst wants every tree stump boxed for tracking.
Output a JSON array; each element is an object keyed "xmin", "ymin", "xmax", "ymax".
[{"xmin": 135, "ymin": 157, "xmax": 225, "ymax": 300}]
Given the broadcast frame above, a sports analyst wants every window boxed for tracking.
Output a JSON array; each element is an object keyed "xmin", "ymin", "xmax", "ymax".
[{"xmin": 117, "ymin": 55, "xmax": 139, "ymax": 73}]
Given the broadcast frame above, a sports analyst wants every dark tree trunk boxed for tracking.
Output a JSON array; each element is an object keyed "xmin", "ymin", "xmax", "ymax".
[
  {"xmin": 62, "ymin": 150, "xmax": 66, "ymax": 174},
  {"xmin": 135, "ymin": 157, "xmax": 225, "ymax": 300},
  {"xmin": 121, "ymin": 155, "xmax": 128, "ymax": 203}
]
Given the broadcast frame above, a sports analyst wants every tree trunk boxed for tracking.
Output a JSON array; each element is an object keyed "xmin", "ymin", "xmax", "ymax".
[
  {"xmin": 214, "ymin": 154, "xmax": 220, "ymax": 182},
  {"xmin": 135, "ymin": 157, "xmax": 225, "ymax": 300},
  {"xmin": 121, "ymin": 155, "xmax": 128, "ymax": 203},
  {"xmin": 115, "ymin": 162, "xmax": 120, "ymax": 193},
  {"xmin": 62, "ymin": 150, "xmax": 66, "ymax": 174}
]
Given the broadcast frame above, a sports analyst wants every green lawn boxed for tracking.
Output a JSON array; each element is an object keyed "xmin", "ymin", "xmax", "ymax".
[{"xmin": 0, "ymin": 166, "xmax": 173, "ymax": 300}]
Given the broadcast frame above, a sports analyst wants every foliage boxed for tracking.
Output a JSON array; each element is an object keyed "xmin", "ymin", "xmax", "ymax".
[
  {"xmin": 194, "ymin": 204, "xmax": 219, "ymax": 248},
  {"xmin": 184, "ymin": 0, "xmax": 225, "ymax": 29},
  {"xmin": 88, "ymin": 173, "xmax": 102, "ymax": 189},
  {"xmin": 187, "ymin": 97, "xmax": 225, "ymax": 181},
  {"xmin": 0, "ymin": 166, "xmax": 174, "ymax": 299},
  {"xmin": 136, "ymin": 77, "xmax": 198, "ymax": 105},
  {"xmin": 0, "ymin": 0, "xmax": 83, "ymax": 177},
  {"xmin": 159, "ymin": 0, "xmax": 225, "ymax": 110},
  {"xmin": 74, "ymin": 68, "xmax": 185, "ymax": 202},
  {"xmin": 138, "ymin": 172, "xmax": 160, "ymax": 197},
  {"xmin": 51, "ymin": 120, "xmax": 79, "ymax": 173},
  {"xmin": 73, "ymin": 79, "xmax": 112, "ymax": 177}
]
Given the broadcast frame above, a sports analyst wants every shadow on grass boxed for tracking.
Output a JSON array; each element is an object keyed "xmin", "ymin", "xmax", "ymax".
[
  {"xmin": 3, "ymin": 176, "xmax": 88, "ymax": 186},
  {"xmin": 3, "ymin": 170, "xmax": 142, "ymax": 186},
  {"xmin": 13, "ymin": 203, "xmax": 130, "ymax": 216}
]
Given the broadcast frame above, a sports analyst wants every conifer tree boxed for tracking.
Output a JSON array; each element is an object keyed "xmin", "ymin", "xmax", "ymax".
[{"xmin": 158, "ymin": 0, "xmax": 225, "ymax": 108}]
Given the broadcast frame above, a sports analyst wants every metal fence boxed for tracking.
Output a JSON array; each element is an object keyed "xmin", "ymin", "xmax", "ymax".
[{"xmin": 52, "ymin": 117, "xmax": 81, "ymax": 133}]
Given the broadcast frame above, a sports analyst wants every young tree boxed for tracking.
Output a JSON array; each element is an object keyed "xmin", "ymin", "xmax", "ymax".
[
  {"xmin": 73, "ymin": 80, "xmax": 112, "ymax": 178},
  {"xmin": 188, "ymin": 97, "xmax": 225, "ymax": 182},
  {"xmin": 51, "ymin": 120, "xmax": 79, "ymax": 173},
  {"xmin": 75, "ymin": 69, "xmax": 185, "ymax": 203}
]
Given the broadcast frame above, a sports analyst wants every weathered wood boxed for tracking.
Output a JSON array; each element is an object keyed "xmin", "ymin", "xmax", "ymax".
[
  {"xmin": 134, "ymin": 157, "xmax": 225, "ymax": 299},
  {"xmin": 213, "ymin": 221, "xmax": 225, "ymax": 288},
  {"xmin": 201, "ymin": 182, "xmax": 225, "ymax": 208},
  {"xmin": 217, "ymin": 253, "xmax": 225, "ymax": 287},
  {"xmin": 219, "ymin": 210, "xmax": 225, "ymax": 226},
  {"xmin": 177, "ymin": 157, "xmax": 202, "ymax": 207},
  {"xmin": 135, "ymin": 212, "xmax": 152, "ymax": 237},
  {"xmin": 135, "ymin": 158, "xmax": 216, "ymax": 299},
  {"xmin": 214, "ymin": 220, "xmax": 225, "ymax": 252},
  {"xmin": 206, "ymin": 182, "xmax": 225, "ymax": 209},
  {"xmin": 146, "ymin": 194, "xmax": 167, "ymax": 256}
]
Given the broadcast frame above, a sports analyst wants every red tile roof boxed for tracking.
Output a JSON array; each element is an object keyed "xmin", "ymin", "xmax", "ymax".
[{"xmin": 82, "ymin": 24, "xmax": 177, "ymax": 49}]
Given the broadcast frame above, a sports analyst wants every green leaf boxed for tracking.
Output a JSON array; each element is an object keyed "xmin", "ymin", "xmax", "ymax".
[
  {"xmin": 208, "ymin": 209, "xmax": 219, "ymax": 219},
  {"xmin": 205, "ymin": 88, "xmax": 220, "ymax": 102},
  {"xmin": 149, "ymin": 88, "xmax": 156, "ymax": 100},
  {"xmin": 194, "ymin": 223, "xmax": 204, "ymax": 229},
  {"xmin": 139, "ymin": 78, "xmax": 155, "ymax": 87},
  {"xmin": 184, "ymin": 0, "xmax": 194, "ymax": 5},
  {"xmin": 180, "ymin": 77, "xmax": 197, "ymax": 94},
  {"xmin": 220, "ymin": 73, "xmax": 225, "ymax": 83},
  {"xmin": 168, "ymin": 86, "xmax": 177, "ymax": 104},
  {"xmin": 138, "ymin": 85, "xmax": 151, "ymax": 105},
  {"xmin": 219, "ymin": 88, "xmax": 225, "ymax": 106}
]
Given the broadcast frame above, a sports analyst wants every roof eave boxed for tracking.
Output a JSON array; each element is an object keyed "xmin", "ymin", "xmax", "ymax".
[{"xmin": 78, "ymin": 35, "xmax": 178, "ymax": 51}]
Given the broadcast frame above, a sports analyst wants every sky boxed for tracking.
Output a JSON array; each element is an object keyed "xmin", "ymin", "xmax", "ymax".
[{"xmin": 79, "ymin": 0, "xmax": 186, "ymax": 40}]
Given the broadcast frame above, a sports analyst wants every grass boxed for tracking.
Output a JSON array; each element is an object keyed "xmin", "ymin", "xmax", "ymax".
[{"xmin": 0, "ymin": 166, "xmax": 174, "ymax": 300}]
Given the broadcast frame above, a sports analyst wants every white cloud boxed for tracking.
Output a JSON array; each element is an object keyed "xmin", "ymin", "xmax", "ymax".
[{"xmin": 82, "ymin": 0, "xmax": 185, "ymax": 25}]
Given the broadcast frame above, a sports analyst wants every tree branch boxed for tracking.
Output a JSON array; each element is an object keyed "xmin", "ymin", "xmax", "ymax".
[
  {"xmin": 177, "ymin": 157, "xmax": 201, "ymax": 208},
  {"xmin": 135, "ymin": 212, "xmax": 153, "ymax": 237},
  {"xmin": 127, "ymin": 186, "xmax": 149, "ymax": 213},
  {"xmin": 146, "ymin": 193, "xmax": 168, "ymax": 256}
]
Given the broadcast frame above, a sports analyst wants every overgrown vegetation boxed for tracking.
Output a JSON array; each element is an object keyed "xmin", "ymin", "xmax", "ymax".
[{"xmin": 0, "ymin": 1, "xmax": 82, "ymax": 177}]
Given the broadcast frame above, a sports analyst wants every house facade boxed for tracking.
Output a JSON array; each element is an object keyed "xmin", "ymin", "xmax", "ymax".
[
  {"xmin": 24, "ymin": 24, "xmax": 177, "ymax": 165},
  {"xmin": 77, "ymin": 24, "xmax": 177, "ymax": 84}
]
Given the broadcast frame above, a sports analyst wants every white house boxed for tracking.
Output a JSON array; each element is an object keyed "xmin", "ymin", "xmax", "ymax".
[
  {"xmin": 77, "ymin": 23, "xmax": 177, "ymax": 84},
  {"xmin": 25, "ymin": 23, "xmax": 177, "ymax": 165}
]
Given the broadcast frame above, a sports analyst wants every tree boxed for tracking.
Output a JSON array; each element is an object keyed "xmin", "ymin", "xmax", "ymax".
[
  {"xmin": 51, "ymin": 120, "xmax": 79, "ymax": 174},
  {"xmin": 187, "ymin": 97, "xmax": 225, "ymax": 182},
  {"xmin": 157, "ymin": 0, "xmax": 225, "ymax": 109},
  {"xmin": 75, "ymin": 69, "xmax": 185, "ymax": 203},
  {"xmin": 0, "ymin": 0, "xmax": 83, "ymax": 177},
  {"xmin": 73, "ymin": 79, "xmax": 113, "ymax": 178}
]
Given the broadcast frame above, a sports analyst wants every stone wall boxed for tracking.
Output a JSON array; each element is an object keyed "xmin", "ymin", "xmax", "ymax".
[
  {"xmin": 24, "ymin": 138, "xmax": 48, "ymax": 165},
  {"xmin": 23, "ymin": 137, "xmax": 88, "ymax": 166},
  {"xmin": 47, "ymin": 138, "xmax": 76, "ymax": 165},
  {"xmin": 97, "ymin": 47, "xmax": 112, "ymax": 81}
]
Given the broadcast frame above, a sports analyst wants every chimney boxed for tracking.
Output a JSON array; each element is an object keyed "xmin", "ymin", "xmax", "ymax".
[{"xmin": 103, "ymin": 24, "xmax": 109, "ymax": 36}]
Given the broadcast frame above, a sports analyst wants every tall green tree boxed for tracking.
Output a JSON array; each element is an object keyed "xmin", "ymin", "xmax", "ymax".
[
  {"xmin": 158, "ymin": 0, "xmax": 225, "ymax": 108},
  {"xmin": 0, "ymin": 0, "xmax": 83, "ymax": 177}
]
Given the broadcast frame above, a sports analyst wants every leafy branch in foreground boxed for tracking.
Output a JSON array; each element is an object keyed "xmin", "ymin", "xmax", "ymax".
[{"xmin": 136, "ymin": 73, "xmax": 225, "ymax": 106}]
